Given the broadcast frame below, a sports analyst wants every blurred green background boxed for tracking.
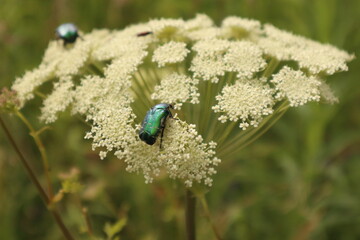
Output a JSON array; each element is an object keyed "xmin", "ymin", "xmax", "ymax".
[{"xmin": 1, "ymin": 0, "xmax": 360, "ymax": 239}]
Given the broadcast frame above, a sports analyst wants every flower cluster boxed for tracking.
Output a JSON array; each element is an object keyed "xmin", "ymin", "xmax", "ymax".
[
  {"xmin": 258, "ymin": 24, "xmax": 354, "ymax": 74},
  {"xmin": 151, "ymin": 73, "xmax": 199, "ymax": 109},
  {"xmin": 116, "ymin": 119, "xmax": 220, "ymax": 187},
  {"xmin": 213, "ymin": 78, "xmax": 274, "ymax": 129},
  {"xmin": 11, "ymin": 14, "xmax": 354, "ymax": 186},
  {"xmin": 152, "ymin": 41, "xmax": 190, "ymax": 67},
  {"xmin": 271, "ymin": 67, "xmax": 321, "ymax": 107}
]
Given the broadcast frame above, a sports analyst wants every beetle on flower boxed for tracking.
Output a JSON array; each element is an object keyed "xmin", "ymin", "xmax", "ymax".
[
  {"xmin": 55, "ymin": 23, "xmax": 80, "ymax": 46},
  {"xmin": 139, "ymin": 103, "xmax": 174, "ymax": 148}
]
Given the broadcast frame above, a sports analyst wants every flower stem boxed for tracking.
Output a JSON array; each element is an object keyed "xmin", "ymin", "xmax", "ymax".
[
  {"xmin": 0, "ymin": 115, "xmax": 49, "ymax": 203},
  {"xmin": 262, "ymin": 58, "xmax": 279, "ymax": 78},
  {"xmin": 88, "ymin": 63, "xmax": 105, "ymax": 77},
  {"xmin": 199, "ymin": 195, "xmax": 223, "ymax": 240},
  {"xmin": 74, "ymin": 194, "xmax": 94, "ymax": 238},
  {"xmin": 218, "ymin": 101, "xmax": 289, "ymax": 159},
  {"xmin": 15, "ymin": 110, "xmax": 54, "ymax": 197},
  {"xmin": 185, "ymin": 189, "xmax": 197, "ymax": 240},
  {"xmin": 0, "ymin": 115, "xmax": 74, "ymax": 240}
]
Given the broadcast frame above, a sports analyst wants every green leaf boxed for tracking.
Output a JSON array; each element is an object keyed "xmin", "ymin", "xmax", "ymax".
[
  {"xmin": 61, "ymin": 178, "xmax": 84, "ymax": 194},
  {"xmin": 104, "ymin": 218, "xmax": 127, "ymax": 240}
]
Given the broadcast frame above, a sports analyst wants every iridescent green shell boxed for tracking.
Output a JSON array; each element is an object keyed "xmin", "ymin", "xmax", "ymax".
[
  {"xmin": 139, "ymin": 103, "xmax": 173, "ymax": 145},
  {"xmin": 55, "ymin": 23, "xmax": 79, "ymax": 45}
]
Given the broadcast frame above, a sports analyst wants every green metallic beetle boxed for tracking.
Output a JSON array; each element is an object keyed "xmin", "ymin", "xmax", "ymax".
[
  {"xmin": 139, "ymin": 103, "xmax": 174, "ymax": 148},
  {"xmin": 55, "ymin": 23, "xmax": 79, "ymax": 46}
]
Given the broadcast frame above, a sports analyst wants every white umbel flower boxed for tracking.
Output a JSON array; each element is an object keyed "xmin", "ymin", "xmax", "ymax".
[
  {"xmin": 221, "ymin": 16, "xmax": 262, "ymax": 40},
  {"xmin": 72, "ymin": 76, "xmax": 117, "ymax": 115},
  {"xmin": 151, "ymin": 73, "xmax": 200, "ymax": 109},
  {"xmin": 224, "ymin": 41, "xmax": 267, "ymax": 78},
  {"xmin": 292, "ymin": 41, "xmax": 355, "ymax": 75},
  {"xmin": 12, "ymin": 63, "xmax": 56, "ymax": 104},
  {"xmin": 92, "ymin": 34, "xmax": 151, "ymax": 61},
  {"xmin": 190, "ymin": 39, "xmax": 230, "ymax": 82},
  {"xmin": 116, "ymin": 119, "xmax": 221, "ymax": 187},
  {"xmin": 271, "ymin": 66, "xmax": 322, "ymax": 107},
  {"xmin": 105, "ymin": 50, "xmax": 148, "ymax": 81},
  {"xmin": 148, "ymin": 18, "xmax": 186, "ymax": 40},
  {"xmin": 318, "ymin": 80, "xmax": 339, "ymax": 104},
  {"xmin": 83, "ymin": 89, "xmax": 135, "ymax": 159},
  {"xmin": 152, "ymin": 41, "xmax": 190, "ymax": 67},
  {"xmin": 213, "ymin": 78, "xmax": 275, "ymax": 129},
  {"xmin": 183, "ymin": 14, "xmax": 221, "ymax": 40},
  {"xmin": 11, "ymin": 14, "xmax": 354, "ymax": 186},
  {"xmin": 184, "ymin": 14, "xmax": 214, "ymax": 31},
  {"xmin": 40, "ymin": 76, "xmax": 74, "ymax": 123},
  {"xmin": 257, "ymin": 24, "xmax": 299, "ymax": 60},
  {"xmin": 258, "ymin": 24, "xmax": 354, "ymax": 74},
  {"xmin": 186, "ymin": 27, "xmax": 222, "ymax": 41}
]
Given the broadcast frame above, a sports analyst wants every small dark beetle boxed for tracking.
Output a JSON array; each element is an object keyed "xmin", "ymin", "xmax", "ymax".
[
  {"xmin": 139, "ymin": 103, "xmax": 174, "ymax": 148},
  {"xmin": 55, "ymin": 23, "xmax": 79, "ymax": 46},
  {"xmin": 136, "ymin": 31, "xmax": 153, "ymax": 37}
]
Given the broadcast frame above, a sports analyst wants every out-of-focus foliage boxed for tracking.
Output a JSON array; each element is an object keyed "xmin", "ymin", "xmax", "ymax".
[{"xmin": 0, "ymin": 0, "xmax": 359, "ymax": 239}]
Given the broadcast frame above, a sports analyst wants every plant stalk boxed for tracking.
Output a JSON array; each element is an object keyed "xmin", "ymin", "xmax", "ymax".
[
  {"xmin": 199, "ymin": 195, "xmax": 223, "ymax": 240},
  {"xmin": 15, "ymin": 110, "xmax": 54, "ymax": 197},
  {"xmin": 0, "ymin": 115, "xmax": 75, "ymax": 240},
  {"xmin": 186, "ymin": 189, "xmax": 197, "ymax": 240}
]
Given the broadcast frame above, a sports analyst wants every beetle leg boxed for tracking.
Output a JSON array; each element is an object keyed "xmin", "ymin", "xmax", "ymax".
[
  {"xmin": 169, "ymin": 112, "xmax": 179, "ymax": 121},
  {"xmin": 159, "ymin": 113, "xmax": 177, "ymax": 150},
  {"xmin": 159, "ymin": 115, "xmax": 169, "ymax": 150},
  {"xmin": 167, "ymin": 105, "xmax": 179, "ymax": 120},
  {"xmin": 159, "ymin": 126, "xmax": 165, "ymax": 150}
]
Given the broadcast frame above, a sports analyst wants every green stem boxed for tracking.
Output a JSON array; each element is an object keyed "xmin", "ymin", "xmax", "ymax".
[
  {"xmin": 199, "ymin": 80, "xmax": 212, "ymax": 135},
  {"xmin": 185, "ymin": 189, "xmax": 196, "ymax": 240},
  {"xmin": 0, "ymin": 115, "xmax": 74, "ymax": 240},
  {"xmin": 138, "ymin": 68, "xmax": 155, "ymax": 96},
  {"xmin": 262, "ymin": 58, "xmax": 279, "ymax": 78},
  {"xmin": 82, "ymin": 207, "xmax": 94, "ymax": 238},
  {"xmin": 236, "ymin": 106, "xmax": 287, "ymax": 150},
  {"xmin": 15, "ymin": 110, "xmax": 54, "ymax": 197},
  {"xmin": 91, "ymin": 61, "xmax": 105, "ymax": 72},
  {"xmin": 216, "ymin": 121, "xmax": 238, "ymax": 147},
  {"xmin": 88, "ymin": 63, "xmax": 105, "ymax": 77},
  {"xmin": 36, "ymin": 126, "xmax": 52, "ymax": 136},
  {"xmin": 199, "ymin": 195, "xmax": 223, "ymax": 240},
  {"xmin": 86, "ymin": 64, "xmax": 104, "ymax": 77},
  {"xmin": 76, "ymin": 195, "xmax": 95, "ymax": 239},
  {"xmin": 130, "ymin": 77, "xmax": 152, "ymax": 118},
  {"xmin": 0, "ymin": 115, "xmax": 49, "ymax": 203},
  {"xmin": 34, "ymin": 91, "xmax": 47, "ymax": 99},
  {"xmin": 218, "ymin": 102, "xmax": 289, "ymax": 159},
  {"xmin": 207, "ymin": 73, "xmax": 234, "ymax": 141},
  {"xmin": 149, "ymin": 66, "xmax": 162, "ymax": 85},
  {"xmin": 51, "ymin": 211, "xmax": 76, "ymax": 240}
]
